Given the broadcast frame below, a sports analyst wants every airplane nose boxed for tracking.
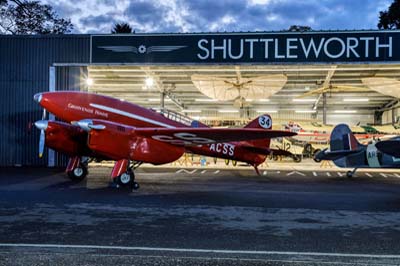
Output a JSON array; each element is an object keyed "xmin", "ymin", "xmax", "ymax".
[
  {"xmin": 33, "ymin": 93, "xmax": 42, "ymax": 103},
  {"xmin": 34, "ymin": 120, "xmax": 48, "ymax": 131}
]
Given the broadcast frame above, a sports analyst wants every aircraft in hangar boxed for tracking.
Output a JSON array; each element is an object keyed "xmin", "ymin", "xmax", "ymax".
[
  {"xmin": 33, "ymin": 91, "xmax": 296, "ymax": 190},
  {"xmin": 314, "ymin": 124, "xmax": 400, "ymax": 178}
]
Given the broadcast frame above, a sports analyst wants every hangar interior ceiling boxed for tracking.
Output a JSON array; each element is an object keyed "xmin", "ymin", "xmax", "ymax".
[{"xmin": 86, "ymin": 64, "xmax": 400, "ymax": 126}]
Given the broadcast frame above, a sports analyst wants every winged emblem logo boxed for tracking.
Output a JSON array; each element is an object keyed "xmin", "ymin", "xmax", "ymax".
[{"xmin": 98, "ymin": 45, "xmax": 187, "ymax": 54}]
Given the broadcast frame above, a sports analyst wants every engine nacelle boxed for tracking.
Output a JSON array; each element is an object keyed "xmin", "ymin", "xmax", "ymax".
[
  {"xmin": 45, "ymin": 121, "xmax": 89, "ymax": 156},
  {"xmin": 86, "ymin": 120, "xmax": 184, "ymax": 164}
]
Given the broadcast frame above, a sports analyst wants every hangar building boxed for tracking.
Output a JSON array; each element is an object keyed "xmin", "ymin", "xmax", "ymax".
[{"xmin": 1, "ymin": 30, "xmax": 400, "ymax": 167}]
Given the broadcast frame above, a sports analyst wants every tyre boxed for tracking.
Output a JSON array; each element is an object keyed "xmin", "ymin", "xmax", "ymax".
[
  {"xmin": 313, "ymin": 157, "xmax": 322, "ymax": 163},
  {"xmin": 346, "ymin": 171, "xmax": 353, "ymax": 178},
  {"xmin": 303, "ymin": 143, "xmax": 312, "ymax": 155},
  {"xmin": 132, "ymin": 182, "xmax": 140, "ymax": 190},
  {"xmin": 117, "ymin": 170, "xmax": 134, "ymax": 186},
  {"xmin": 292, "ymin": 155, "xmax": 302, "ymax": 163},
  {"xmin": 67, "ymin": 163, "xmax": 88, "ymax": 181}
]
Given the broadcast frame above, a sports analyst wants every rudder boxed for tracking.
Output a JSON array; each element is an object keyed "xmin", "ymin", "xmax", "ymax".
[{"xmin": 330, "ymin": 124, "xmax": 361, "ymax": 152}]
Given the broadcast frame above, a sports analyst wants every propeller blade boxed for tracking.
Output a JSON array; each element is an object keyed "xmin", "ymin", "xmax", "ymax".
[
  {"xmin": 42, "ymin": 109, "xmax": 47, "ymax": 120},
  {"xmin": 39, "ymin": 129, "xmax": 45, "ymax": 158},
  {"xmin": 34, "ymin": 120, "xmax": 48, "ymax": 158}
]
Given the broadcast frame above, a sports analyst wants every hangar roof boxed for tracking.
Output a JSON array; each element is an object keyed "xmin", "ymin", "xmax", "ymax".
[{"xmin": 87, "ymin": 64, "xmax": 400, "ymax": 123}]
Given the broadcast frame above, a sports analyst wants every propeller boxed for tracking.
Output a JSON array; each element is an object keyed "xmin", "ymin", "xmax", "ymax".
[
  {"xmin": 34, "ymin": 106, "xmax": 48, "ymax": 158},
  {"xmin": 34, "ymin": 120, "xmax": 48, "ymax": 158}
]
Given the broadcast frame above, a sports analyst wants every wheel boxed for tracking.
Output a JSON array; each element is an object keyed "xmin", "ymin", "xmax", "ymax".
[
  {"xmin": 67, "ymin": 163, "xmax": 88, "ymax": 181},
  {"xmin": 232, "ymin": 160, "xmax": 237, "ymax": 166},
  {"xmin": 225, "ymin": 159, "xmax": 230, "ymax": 166},
  {"xmin": 313, "ymin": 157, "xmax": 322, "ymax": 163},
  {"xmin": 346, "ymin": 171, "xmax": 353, "ymax": 178},
  {"xmin": 303, "ymin": 143, "xmax": 313, "ymax": 157},
  {"xmin": 132, "ymin": 182, "xmax": 140, "ymax": 190},
  {"xmin": 117, "ymin": 170, "xmax": 134, "ymax": 187},
  {"xmin": 313, "ymin": 149, "xmax": 321, "ymax": 156},
  {"xmin": 292, "ymin": 155, "xmax": 302, "ymax": 163}
]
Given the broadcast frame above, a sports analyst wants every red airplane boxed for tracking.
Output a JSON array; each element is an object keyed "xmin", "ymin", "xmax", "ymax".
[{"xmin": 33, "ymin": 91, "xmax": 296, "ymax": 190}]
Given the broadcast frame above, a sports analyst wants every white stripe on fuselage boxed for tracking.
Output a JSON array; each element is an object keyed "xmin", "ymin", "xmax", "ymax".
[{"xmin": 89, "ymin": 103, "xmax": 176, "ymax": 128}]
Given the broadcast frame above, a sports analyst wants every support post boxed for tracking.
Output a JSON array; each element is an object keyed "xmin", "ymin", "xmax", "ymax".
[
  {"xmin": 160, "ymin": 90, "xmax": 165, "ymax": 109},
  {"xmin": 48, "ymin": 66, "xmax": 56, "ymax": 167},
  {"xmin": 322, "ymin": 93, "xmax": 327, "ymax": 125},
  {"xmin": 392, "ymin": 108, "xmax": 396, "ymax": 125}
]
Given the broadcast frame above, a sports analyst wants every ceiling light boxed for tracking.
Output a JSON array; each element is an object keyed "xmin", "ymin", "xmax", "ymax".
[
  {"xmin": 192, "ymin": 116, "xmax": 208, "ymax": 120},
  {"xmin": 292, "ymin": 98, "xmax": 316, "ymax": 102},
  {"xmin": 295, "ymin": 110, "xmax": 317, "ymax": 113},
  {"xmin": 258, "ymin": 99, "xmax": 270, "ymax": 102},
  {"xmin": 343, "ymin": 98, "xmax": 369, "ymax": 102},
  {"xmin": 218, "ymin": 110, "xmax": 239, "ymax": 113},
  {"xmin": 145, "ymin": 77, "xmax": 154, "ymax": 87},
  {"xmin": 334, "ymin": 110, "xmax": 357, "ymax": 113},
  {"xmin": 195, "ymin": 99, "xmax": 219, "ymax": 102},
  {"xmin": 256, "ymin": 110, "xmax": 277, "ymax": 113},
  {"xmin": 304, "ymin": 86, "xmax": 310, "ymax": 91},
  {"xmin": 85, "ymin": 78, "xmax": 94, "ymax": 86}
]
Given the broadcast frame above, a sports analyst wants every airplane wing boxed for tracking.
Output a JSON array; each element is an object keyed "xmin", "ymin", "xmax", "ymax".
[
  {"xmin": 376, "ymin": 140, "xmax": 400, "ymax": 157},
  {"xmin": 134, "ymin": 128, "xmax": 296, "ymax": 145}
]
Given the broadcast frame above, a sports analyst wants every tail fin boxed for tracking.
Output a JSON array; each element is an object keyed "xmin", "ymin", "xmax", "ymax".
[
  {"xmin": 314, "ymin": 124, "xmax": 363, "ymax": 162},
  {"xmin": 244, "ymin": 114, "xmax": 272, "ymax": 129},
  {"xmin": 330, "ymin": 124, "xmax": 361, "ymax": 152},
  {"xmin": 244, "ymin": 114, "xmax": 273, "ymax": 147}
]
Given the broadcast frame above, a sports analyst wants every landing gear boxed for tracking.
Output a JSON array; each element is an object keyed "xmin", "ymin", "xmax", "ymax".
[
  {"xmin": 116, "ymin": 168, "xmax": 140, "ymax": 190},
  {"xmin": 67, "ymin": 163, "xmax": 88, "ymax": 181},
  {"xmin": 66, "ymin": 157, "xmax": 88, "ymax": 182},
  {"xmin": 112, "ymin": 160, "xmax": 142, "ymax": 190},
  {"xmin": 346, "ymin": 168, "xmax": 357, "ymax": 179}
]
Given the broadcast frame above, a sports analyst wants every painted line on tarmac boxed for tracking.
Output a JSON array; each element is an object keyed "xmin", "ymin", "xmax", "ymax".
[{"xmin": 1, "ymin": 243, "xmax": 400, "ymax": 259}]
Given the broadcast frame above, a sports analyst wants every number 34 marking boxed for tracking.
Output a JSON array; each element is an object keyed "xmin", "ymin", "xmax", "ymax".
[{"xmin": 258, "ymin": 115, "xmax": 272, "ymax": 129}]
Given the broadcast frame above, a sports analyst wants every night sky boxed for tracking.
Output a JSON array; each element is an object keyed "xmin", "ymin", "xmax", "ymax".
[{"xmin": 41, "ymin": 0, "xmax": 392, "ymax": 33}]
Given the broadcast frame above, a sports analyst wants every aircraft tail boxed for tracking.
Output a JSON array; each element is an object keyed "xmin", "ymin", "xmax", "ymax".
[
  {"xmin": 243, "ymin": 114, "xmax": 273, "ymax": 147},
  {"xmin": 244, "ymin": 114, "xmax": 272, "ymax": 130},
  {"xmin": 314, "ymin": 124, "xmax": 363, "ymax": 162},
  {"xmin": 330, "ymin": 124, "xmax": 361, "ymax": 152}
]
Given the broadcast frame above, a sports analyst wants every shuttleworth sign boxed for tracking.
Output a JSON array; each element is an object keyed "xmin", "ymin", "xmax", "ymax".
[{"xmin": 91, "ymin": 30, "xmax": 400, "ymax": 64}]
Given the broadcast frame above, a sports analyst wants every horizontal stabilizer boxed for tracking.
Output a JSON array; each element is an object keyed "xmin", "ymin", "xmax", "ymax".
[
  {"xmin": 376, "ymin": 140, "xmax": 400, "ymax": 157},
  {"xmin": 314, "ymin": 148, "xmax": 363, "ymax": 161}
]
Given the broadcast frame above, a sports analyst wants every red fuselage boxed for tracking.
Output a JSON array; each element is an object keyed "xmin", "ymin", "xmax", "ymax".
[{"xmin": 37, "ymin": 91, "xmax": 268, "ymax": 165}]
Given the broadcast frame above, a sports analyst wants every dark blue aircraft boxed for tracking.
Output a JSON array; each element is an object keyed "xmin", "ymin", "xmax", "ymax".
[{"xmin": 314, "ymin": 124, "xmax": 400, "ymax": 178}]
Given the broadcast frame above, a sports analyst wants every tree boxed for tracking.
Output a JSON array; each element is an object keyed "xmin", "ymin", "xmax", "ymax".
[
  {"xmin": 111, "ymin": 22, "xmax": 134, "ymax": 34},
  {"xmin": 378, "ymin": 0, "xmax": 400, "ymax": 29},
  {"xmin": 0, "ymin": 0, "xmax": 73, "ymax": 34},
  {"xmin": 288, "ymin": 25, "xmax": 312, "ymax": 32}
]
